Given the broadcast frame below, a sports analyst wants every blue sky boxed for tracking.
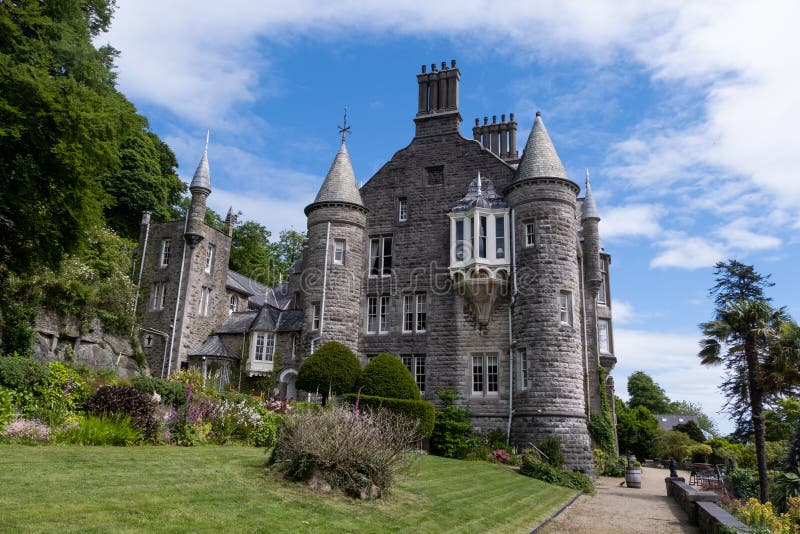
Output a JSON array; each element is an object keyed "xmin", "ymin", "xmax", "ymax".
[{"xmin": 103, "ymin": 1, "xmax": 800, "ymax": 435}]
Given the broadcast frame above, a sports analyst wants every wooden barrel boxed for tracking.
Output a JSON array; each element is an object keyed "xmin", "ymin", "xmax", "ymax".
[{"xmin": 625, "ymin": 468, "xmax": 642, "ymax": 488}]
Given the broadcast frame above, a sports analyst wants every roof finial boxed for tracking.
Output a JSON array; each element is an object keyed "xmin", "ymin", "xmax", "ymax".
[
  {"xmin": 477, "ymin": 171, "xmax": 482, "ymax": 195},
  {"xmin": 205, "ymin": 130, "xmax": 210, "ymax": 152},
  {"xmin": 337, "ymin": 106, "xmax": 351, "ymax": 144},
  {"xmin": 585, "ymin": 168, "xmax": 590, "ymax": 188}
]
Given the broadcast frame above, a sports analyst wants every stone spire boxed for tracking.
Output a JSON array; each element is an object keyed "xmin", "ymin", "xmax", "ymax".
[
  {"xmin": 305, "ymin": 139, "xmax": 364, "ymax": 214},
  {"xmin": 225, "ymin": 206, "xmax": 235, "ymax": 236},
  {"xmin": 515, "ymin": 112, "xmax": 569, "ymax": 182},
  {"xmin": 190, "ymin": 131, "xmax": 211, "ymax": 192},
  {"xmin": 581, "ymin": 169, "xmax": 600, "ymax": 221}
]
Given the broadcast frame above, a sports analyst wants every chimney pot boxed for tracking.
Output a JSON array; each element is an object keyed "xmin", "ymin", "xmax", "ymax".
[
  {"xmin": 451, "ymin": 59, "xmax": 456, "ymax": 68},
  {"xmin": 441, "ymin": 61, "xmax": 447, "ymax": 70},
  {"xmin": 484, "ymin": 116, "xmax": 488, "ymax": 125},
  {"xmin": 536, "ymin": 110, "xmax": 541, "ymax": 117},
  {"xmin": 431, "ymin": 63, "xmax": 437, "ymax": 72},
  {"xmin": 510, "ymin": 113, "xmax": 515, "ymax": 121},
  {"xmin": 492, "ymin": 115, "xmax": 497, "ymax": 123},
  {"xmin": 475, "ymin": 118, "xmax": 480, "ymax": 126},
  {"xmin": 501, "ymin": 114, "xmax": 506, "ymax": 122},
  {"xmin": 421, "ymin": 65, "xmax": 426, "ymax": 73}
]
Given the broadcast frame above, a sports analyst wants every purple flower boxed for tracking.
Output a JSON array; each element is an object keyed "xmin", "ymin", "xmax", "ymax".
[
  {"xmin": 186, "ymin": 382, "xmax": 193, "ymax": 402},
  {"xmin": 63, "ymin": 376, "xmax": 72, "ymax": 397}
]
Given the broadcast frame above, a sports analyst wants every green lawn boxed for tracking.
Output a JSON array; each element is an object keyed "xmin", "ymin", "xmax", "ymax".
[{"xmin": 0, "ymin": 445, "xmax": 576, "ymax": 533}]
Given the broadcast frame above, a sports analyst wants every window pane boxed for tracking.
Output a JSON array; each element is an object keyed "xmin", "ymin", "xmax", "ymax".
[
  {"xmin": 598, "ymin": 320, "xmax": 610, "ymax": 353},
  {"xmin": 382, "ymin": 237, "xmax": 392, "ymax": 275},
  {"xmin": 487, "ymin": 355, "xmax": 498, "ymax": 392},
  {"xmin": 415, "ymin": 355, "xmax": 426, "ymax": 392},
  {"xmin": 379, "ymin": 296, "xmax": 389, "ymax": 333},
  {"xmin": 526, "ymin": 223, "xmax": 535, "ymax": 246},
  {"xmin": 403, "ymin": 295, "xmax": 413, "ymax": 332},
  {"xmin": 401, "ymin": 355, "xmax": 413, "ymax": 372},
  {"xmin": 479, "ymin": 216, "xmax": 487, "ymax": 258},
  {"xmin": 370, "ymin": 239, "xmax": 380, "ymax": 275},
  {"xmin": 255, "ymin": 334, "xmax": 264, "ymax": 361},
  {"xmin": 496, "ymin": 216, "xmax": 505, "ymax": 259},
  {"xmin": 266, "ymin": 334, "xmax": 275, "ymax": 361},
  {"xmin": 416, "ymin": 294, "xmax": 427, "ymax": 332},
  {"xmin": 455, "ymin": 220, "xmax": 464, "ymax": 261},
  {"xmin": 367, "ymin": 297, "xmax": 377, "ymax": 333},
  {"xmin": 334, "ymin": 240, "xmax": 344, "ymax": 263},
  {"xmin": 472, "ymin": 356, "xmax": 483, "ymax": 393},
  {"xmin": 399, "ymin": 199, "xmax": 408, "ymax": 221}
]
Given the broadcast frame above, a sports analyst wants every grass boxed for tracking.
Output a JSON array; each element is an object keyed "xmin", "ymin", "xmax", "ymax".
[{"xmin": 0, "ymin": 445, "xmax": 576, "ymax": 533}]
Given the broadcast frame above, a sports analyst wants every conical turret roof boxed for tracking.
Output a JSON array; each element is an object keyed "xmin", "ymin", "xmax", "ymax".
[
  {"xmin": 307, "ymin": 140, "xmax": 364, "ymax": 212},
  {"xmin": 581, "ymin": 171, "xmax": 600, "ymax": 220},
  {"xmin": 515, "ymin": 112, "xmax": 569, "ymax": 182},
  {"xmin": 190, "ymin": 136, "xmax": 211, "ymax": 192}
]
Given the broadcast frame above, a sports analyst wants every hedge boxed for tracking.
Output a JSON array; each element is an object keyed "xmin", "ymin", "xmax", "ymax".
[
  {"xmin": 343, "ymin": 393, "xmax": 435, "ymax": 437},
  {"xmin": 358, "ymin": 353, "xmax": 420, "ymax": 400}
]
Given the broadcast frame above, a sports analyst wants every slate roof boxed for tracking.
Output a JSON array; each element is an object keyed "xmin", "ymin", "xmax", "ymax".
[
  {"xmin": 217, "ymin": 311, "xmax": 257, "ymax": 334},
  {"xmin": 190, "ymin": 146, "xmax": 211, "ymax": 191},
  {"xmin": 653, "ymin": 414, "xmax": 701, "ymax": 432},
  {"xmin": 582, "ymin": 175, "xmax": 600, "ymax": 220},
  {"xmin": 187, "ymin": 335, "xmax": 237, "ymax": 360},
  {"xmin": 287, "ymin": 259, "xmax": 303, "ymax": 274},
  {"xmin": 306, "ymin": 140, "xmax": 364, "ymax": 213},
  {"xmin": 515, "ymin": 112, "xmax": 570, "ymax": 182},
  {"xmin": 276, "ymin": 309, "xmax": 304, "ymax": 332},
  {"xmin": 214, "ymin": 306, "xmax": 303, "ymax": 335},
  {"xmin": 451, "ymin": 174, "xmax": 508, "ymax": 212},
  {"xmin": 264, "ymin": 283, "xmax": 292, "ymax": 310},
  {"xmin": 226, "ymin": 270, "xmax": 268, "ymax": 307}
]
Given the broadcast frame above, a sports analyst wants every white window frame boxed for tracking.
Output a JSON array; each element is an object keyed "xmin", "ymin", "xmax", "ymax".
[
  {"xmin": 160, "ymin": 239, "xmax": 171, "ymax": 267},
  {"xmin": 495, "ymin": 215, "xmax": 505, "ymax": 259},
  {"xmin": 415, "ymin": 293, "xmax": 427, "ymax": 333},
  {"xmin": 472, "ymin": 353, "xmax": 499, "ymax": 396},
  {"xmin": 312, "ymin": 304, "xmax": 321, "ymax": 331},
  {"xmin": 205, "ymin": 244, "xmax": 215, "ymax": 274},
  {"xmin": 525, "ymin": 222, "xmax": 535, "ymax": 247},
  {"xmin": 229, "ymin": 294, "xmax": 237, "ymax": 315},
  {"xmin": 402, "ymin": 295, "xmax": 414, "ymax": 333},
  {"xmin": 264, "ymin": 333, "xmax": 276, "ymax": 362},
  {"xmin": 254, "ymin": 333, "xmax": 265, "ymax": 361},
  {"xmin": 333, "ymin": 239, "xmax": 345, "ymax": 265},
  {"xmin": 559, "ymin": 291, "xmax": 573, "ymax": 326},
  {"xmin": 150, "ymin": 282, "xmax": 166, "ymax": 311},
  {"xmin": 199, "ymin": 286, "xmax": 212, "ymax": 317},
  {"xmin": 598, "ymin": 257, "xmax": 609, "ymax": 304},
  {"xmin": 398, "ymin": 198, "xmax": 408, "ymax": 222},
  {"xmin": 401, "ymin": 354, "xmax": 426, "ymax": 393},
  {"xmin": 367, "ymin": 296, "xmax": 390, "ymax": 334},
  {"xmin": 598, "ymin": 319, "xmax": 611, "ymax": 354}
]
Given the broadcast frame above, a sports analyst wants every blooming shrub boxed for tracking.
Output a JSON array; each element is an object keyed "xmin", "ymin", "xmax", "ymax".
[
  {"xmin": 733, "ymin": 498, "xmax": 799, "ymax": 534},
  {"xmin": 273, "ymin": 405, "xmax": 421, "ymax": 498},
  {"xmin": 492, "ymin": 449, "xmax": 511, "ymax": 463},
  {"xmin": 1, "ymin": 418, "xmax": 50, "ymax": 443}
]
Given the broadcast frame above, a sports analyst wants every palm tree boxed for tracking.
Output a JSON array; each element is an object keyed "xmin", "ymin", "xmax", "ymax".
[
  {"xmin": 699, "ymin": 299, "xmax": 787, "ymax": 503},
  {"xmin": 767, "ymin": 321, "xmax": 800, "ymax": 472}
]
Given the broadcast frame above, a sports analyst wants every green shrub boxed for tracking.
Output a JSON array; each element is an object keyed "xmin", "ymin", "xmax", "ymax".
[
  {"xmin": 537, "ymin": 437, "xmax": 565, "ymax": 468},
  {"xmin": 296, "ymin": 341, "xmax": 361, "ymax": 405},
  {"xmin": 588, "ymin": 413, "xmax": 616, "ymax": 455},
  {"xmin": 57, "ymin": 415, "xmax": 142, "ymax": 445},
  {"xmin": 343, "ymin": 393, "xmax": 435, "ymax": 437},
  {"xmin": 486, "ymin": 428, "xmax": 508, "ymax": 450},
  {"xmin": 593, "ymin": 448, "xmax": 627, "ymax": 477},
  {"xmin": 85, "ymin": 385, "xmax": 157, "ymax": 439},
  {"xmin": 520, "ymin": 454, "xmax": 594, "ymax": 493},
  {"xmin": 273, "ymin": 405, "xmax": 421, "ymax": 498},
  {"xmin": 430, "ymin": 388, "xmax": 477, "ymax": 458},
  {"xmin": 131, "ymin": 376, "xmax": 188, "ymax": 407},
  {"xmin": 730, "ymin": 468, "xmax": 760, "ymax": 500},
  {"xmin": 0, "ymin": 386, "xmax": 16, "ymax": 430},
  {"xmin": 0, "ymin": 355, "xmax": 49, "ymax": 391},
  {"xmin": 357, "ymin": 353, "xmax": 420, "ymax": 400}
]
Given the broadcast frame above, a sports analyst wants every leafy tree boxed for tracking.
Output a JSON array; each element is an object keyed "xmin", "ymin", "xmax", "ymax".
[
  {"xmin": 296, "ymin": 341, "xmax": 360, "ymax": 406},
  {"xmin": 627, "ymin": 371, "xmax": 671, "ymax": 414},
  {"xmin": 615, "ymin": 397, "xmax": 660, "ymax": 461},
  {"xmin": 658, "ymin": 430, "xmax": 697, "ymax": 461},
  {"xmin": 710, "ymin": 260, "xmax": 773, "ymax": 307},
  {"xmin": 668, "ymin": 400, "xmax": 719, "ymax": 436},
  {"xmin": 765, "ymin": 398, "xmax": 800, "ymax": 443},
  {"xmin": 700, "ymin": 297, "xmax": 787, "ymax": 503},
  {"xmin": 357, "ymin": 353, "xmax": 420, "ymax": 400},
  {"xmin": 270, "ymin": 230, "xmax": 305, "ymax": 275},
  {"xmin": 673, "ymin": 420, "xmax": 706, "ymax": 443},
  {"xmin": 103, "ymin": 130, "xmax": 184, "ymax": 239},
  {"xmin": 229, "ymin": 220, "xmax": 274, "ymax": 285}
]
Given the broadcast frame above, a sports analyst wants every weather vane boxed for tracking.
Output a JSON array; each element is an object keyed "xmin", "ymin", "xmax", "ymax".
[{"xmin": 338, "ymin": 106, "xmax": 351, "ymax": 143}]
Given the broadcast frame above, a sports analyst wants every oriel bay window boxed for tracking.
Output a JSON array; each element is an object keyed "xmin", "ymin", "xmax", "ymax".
[
  {"xmin": 449, "ymin": 212, "xmax": 510, "ymax": 268},
  {"xmin": 249, "ymin": 332, "xmax": 275, "ymax": 373}
]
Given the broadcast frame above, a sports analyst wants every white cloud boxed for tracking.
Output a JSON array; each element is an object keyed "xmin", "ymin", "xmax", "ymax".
[
  {"xmin": 651, "ymin": 234, "xmax": 727, "ymax": 270},
  {"xmin": 601, "ymin": 204, "xmax": 664, "ymax": 240},
  {"xmin": 614, "ymin": 327, "xmax": 732, "ymax": 434},
  {"xmin": 610, "ymin": 300, "xmax": 636, "ymax": 325}
]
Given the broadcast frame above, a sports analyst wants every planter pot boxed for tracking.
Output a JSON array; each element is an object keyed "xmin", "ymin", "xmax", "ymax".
[{"xmin": 625, "ymin": 467, "xmax": 642, "ymax": 488}]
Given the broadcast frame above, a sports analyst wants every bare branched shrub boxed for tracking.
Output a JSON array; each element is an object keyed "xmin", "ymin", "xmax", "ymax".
[{"xmin": 273, "ymin": 405, "xmax": 421, "ymax": 498}]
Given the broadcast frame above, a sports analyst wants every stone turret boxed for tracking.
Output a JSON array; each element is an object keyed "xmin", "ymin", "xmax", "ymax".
[
  {"xmin": 224, "ymin": 206, "xmax": 235, "ymax": 237},
  {"xmin": 506, "ymin": 111, "xmax": 593, "ymax": 471},
  {"xmin": 185, "ymin": 135, "xmax": 211, "ymax": 248},
  {"xmin": 301, "ymin": 136, "xmax": 367, "ymax": 355},
  {"xmin": 581, "ymin": 172, "xmax": 602, "ymax": 294}
]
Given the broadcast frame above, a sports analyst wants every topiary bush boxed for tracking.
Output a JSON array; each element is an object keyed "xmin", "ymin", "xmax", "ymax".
[
  {"xmin": 357, "ymin": 353, "xmax": 420, "ymax": 400},
  {"xmin": 85, "ymin": 385, "xmax": 157, "ymax": 440},
  {"xmin": 296, "ymin": 341, "xmax": 361, "ymax": 405},
  {"xmin": 343, "ymin": 393, "xmax": 435, "ymax": 437}
]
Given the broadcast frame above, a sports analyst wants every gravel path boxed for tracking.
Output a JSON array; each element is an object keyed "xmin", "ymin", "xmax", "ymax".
[{"xmin": 537, "ymin": 467, "xmax": 700, "ymax": 534}]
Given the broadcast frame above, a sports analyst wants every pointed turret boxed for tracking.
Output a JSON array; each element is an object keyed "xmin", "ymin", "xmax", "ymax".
[
  {"xmin": 515, "ymin": 112, "xmax": 570, "ymax": 182},
  {"xmin": 185, "ymin": 134, "xmax": 212, "ymax": 247},
  {"xmin": 305, "ymin": 140, "xmax": 364, "ymax": 214},
  {"xmin": 225, "ymin": 206, "xmax": 235, "ymax": 236},
  {"xmin": 581, "ymin": 171, "xmax": 600, "ymax": 221}
]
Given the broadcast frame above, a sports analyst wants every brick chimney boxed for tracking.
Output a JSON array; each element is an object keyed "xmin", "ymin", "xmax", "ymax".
[{"xmin": 414, "ymin": 60, "xmax": 461, "ymax": 137}]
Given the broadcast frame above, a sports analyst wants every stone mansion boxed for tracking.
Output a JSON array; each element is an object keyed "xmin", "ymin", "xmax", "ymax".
[{"xmin": 135, "ymin": 60, "xmax": 617, "ymax": 470}]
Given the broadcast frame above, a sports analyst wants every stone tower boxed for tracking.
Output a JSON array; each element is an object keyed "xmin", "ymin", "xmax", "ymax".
[
  {"xmin": 301, "ymin": 136, "xmax": 367, "ymax": 355},
  {"xmin": 506, "ymin": 112, "xmax": 593, "ymax": 470},
  {"xmin": 185, "ymin": 134, "xmax": 211, "ymax": 248}
]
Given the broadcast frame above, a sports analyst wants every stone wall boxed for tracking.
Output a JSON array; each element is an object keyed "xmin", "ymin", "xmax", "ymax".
[
  {"xmin": 33, "ymin": 311, "xmax": 145, "ymax": 378},
  {"xmin": 664, "ymin": 477, "xmax": 749, "ymax": 533}
]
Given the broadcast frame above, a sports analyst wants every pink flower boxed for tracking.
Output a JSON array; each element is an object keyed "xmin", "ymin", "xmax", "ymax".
[{"xmin": 63, "ymin": 376, "xmax": 72, "ymax": 397}]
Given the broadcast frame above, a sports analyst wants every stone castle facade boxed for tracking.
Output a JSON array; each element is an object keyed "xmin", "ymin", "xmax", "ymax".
[{"xmin": 135, "ymin": 60, "xmax": 617, "ymax": 470}]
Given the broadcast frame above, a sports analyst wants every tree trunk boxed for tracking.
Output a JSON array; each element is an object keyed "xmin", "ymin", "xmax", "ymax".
[{"xmin": 745, "ymin": 334, "xmax": 769, "ymax": 503}]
